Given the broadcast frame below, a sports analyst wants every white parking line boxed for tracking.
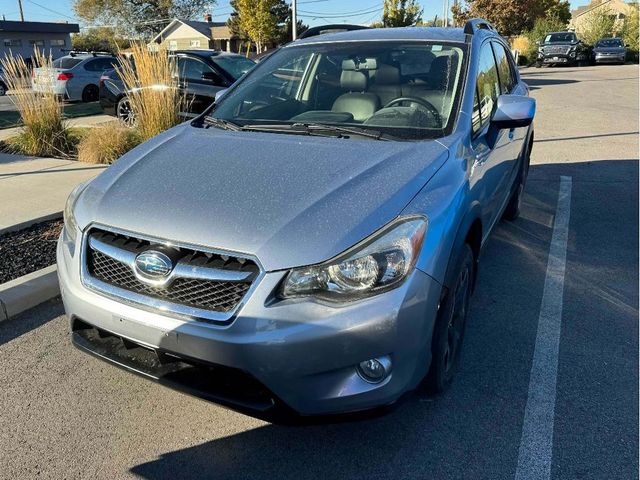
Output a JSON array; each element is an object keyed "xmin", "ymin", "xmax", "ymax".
[{"xmin": 515, "ymin": 176, "xmax": 572, "ymax": 480}]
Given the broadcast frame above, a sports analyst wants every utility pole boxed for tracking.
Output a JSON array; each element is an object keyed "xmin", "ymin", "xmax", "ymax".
[
  {"xmin": 18, "ymin": 0, "xmax": 25, "ymax": 21},
  {"xmin": 292, "ymin": 0, "xmax": 297, "ymax": 40}
]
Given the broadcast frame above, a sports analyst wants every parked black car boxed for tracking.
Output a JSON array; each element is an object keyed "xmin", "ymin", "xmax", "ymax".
[
  {"xmin": 536, "ymin": 31, "xmax": 591, "ymax": 67},
  {"xmin": 592, "ymin": 37, "xmax": 627, "ymax": 64},
  {"xmin": 99, "ymin": 50, "xmax": 255, "ymax": 125},
  {"xmin": 0, "ymin": 67, "xmax": 7, "ymax": 96}
]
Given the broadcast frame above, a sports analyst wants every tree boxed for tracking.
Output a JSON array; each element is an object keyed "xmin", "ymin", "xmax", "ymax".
[
  {"xmin": 234, "ymin": 0, "xmax": 280, "ymax": 54},
  {"xmin": 452, "ymin": 0, "xmax": 570, "ymax": 36},
  {"xmin": 71, "ymin": 27, "xmax": 131, "ymax": 53},
  {"xmin": 73, "ymin": 0, "xmax": 212, "ymax": 38},
  {"xmin": 382, "ymin": 0, "xmax": 423, "ymax": 27},
  {"xmin": 577, "ymin": 6, "xmax": 616, "ymax": 44},
  {"xmin": 622, "ymin": 3, "xmax": 639, "ymax": 60},
  {"xmin": 228, "ymin": 0, "xmax": 306, "ymax": 46}
]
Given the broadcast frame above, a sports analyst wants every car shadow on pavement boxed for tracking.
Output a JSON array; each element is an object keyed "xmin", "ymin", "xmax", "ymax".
[
  {"xmin": 0, "ymin": 297, "xmax": 63, "ymax": 347},
  {"xmin": 524, "ymin": 78, "xmax": 579, "ymax": 90},
  {"xmin": 128, "ymin": 159, "xmax": 638, "ymax": 480}
]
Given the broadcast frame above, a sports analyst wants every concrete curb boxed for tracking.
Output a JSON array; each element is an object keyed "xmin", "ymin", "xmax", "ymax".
[
  {"xmin": 0, "ymin": 265, "xmax": 59, "ymax": 322},
  {"xmin": 0, "ymin": 211, "xmax": 63, "ymax": 236}
]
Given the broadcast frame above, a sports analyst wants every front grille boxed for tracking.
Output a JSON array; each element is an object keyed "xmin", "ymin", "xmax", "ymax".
[
  {"xmin": 544, "ymin": 46, "xmax": 570, "ymax": 55},
  {"xmin": 84, "ymin": 228, "xmax": 259, "ymax": 318}
]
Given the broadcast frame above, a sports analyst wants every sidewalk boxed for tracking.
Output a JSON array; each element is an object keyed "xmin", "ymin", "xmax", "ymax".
[
  {"xmin": 0, "ymin": 153, "xmax": 106, "ymax": 231},
  {"xmin": 0, "ymin": 114, "xmax": 114, "ymax": 142}
]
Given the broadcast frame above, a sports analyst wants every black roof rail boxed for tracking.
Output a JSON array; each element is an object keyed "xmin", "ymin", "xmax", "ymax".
[
  {"xmin": 463, "ymin": 18, "xmax": 497, "ymax": 35},
  {"xmin": 297, "ymin": 24, "xmax": 370, "ymax": 40},
  {"xmin": 61, "ymin": 49, "xmax": 114, "ymax": 57}
]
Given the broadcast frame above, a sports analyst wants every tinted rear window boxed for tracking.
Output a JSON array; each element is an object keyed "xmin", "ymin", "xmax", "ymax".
[{"xmin": 53, "ymin": 57, "xmax": 83, "ymax": 69}]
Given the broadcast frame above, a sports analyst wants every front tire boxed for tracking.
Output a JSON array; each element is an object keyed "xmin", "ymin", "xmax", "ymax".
[
  {"xmin": 424, "ymin": 244, "xmax": 474, "ymax": 393},
  {"xmin": 0, "ymin": 82, "xmax": 6, "ymax": 96}
]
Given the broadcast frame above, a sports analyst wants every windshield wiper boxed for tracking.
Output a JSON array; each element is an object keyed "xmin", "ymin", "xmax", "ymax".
[
  {"xmin": 241, "ymin": 122, "xmax": 390, "ymax": 140},
  {"xmin": 202, "ymin": 116, "xmax": 242, "ymax": 131},
  {"xmin": 294, "ymin": 123, "xmax": 390, "ymax": 141}
]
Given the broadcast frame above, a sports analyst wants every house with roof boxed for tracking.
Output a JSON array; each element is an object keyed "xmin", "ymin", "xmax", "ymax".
[
  {"xmin": 0, "ymin": 20, "xmax": 80, "ymax": 60},
  {"xmin": 149, "ymin": 16, "xmax": 243, "ymax": 53},
  {"xmin": 570, "ymin": 0, "xmax": 633, "ymax": 34}
]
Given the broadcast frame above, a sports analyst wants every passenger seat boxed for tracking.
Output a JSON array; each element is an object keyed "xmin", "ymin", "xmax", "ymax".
[{"xmin": 332, "ymin": 59, "xmax": 380, "ymax": 122}]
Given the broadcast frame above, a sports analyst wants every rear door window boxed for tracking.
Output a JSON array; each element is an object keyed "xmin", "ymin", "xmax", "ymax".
[
  {"xmin": 491, "ymin": 42, "xmax": 517, "ymax": 94},
  {"xmin": 53, "ymin": 57, "xmax": 83, "ymax": 69},
  {"xmin": 475, "ymin": 42, "xmax": 501, "ymax": 131},
  {"xmin": 84, "ymin": 58, "xmax": 118, "ymax": 72}
]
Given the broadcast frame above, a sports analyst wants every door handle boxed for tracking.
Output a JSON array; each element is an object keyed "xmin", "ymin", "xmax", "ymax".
[{"xmin": 508, "ymin": 128, "xmax": 515, "ymax": 141}]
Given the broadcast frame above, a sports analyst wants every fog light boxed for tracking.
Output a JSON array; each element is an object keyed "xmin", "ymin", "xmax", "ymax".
[{"xmin": 357, "ymin": 356, "xmax": 391, "ymax": 383}]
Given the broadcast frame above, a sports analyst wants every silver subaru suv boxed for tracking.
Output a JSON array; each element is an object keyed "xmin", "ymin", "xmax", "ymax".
[{"xmin": 58, "ymin": 20, "xmax": 535, "ymax": 418}]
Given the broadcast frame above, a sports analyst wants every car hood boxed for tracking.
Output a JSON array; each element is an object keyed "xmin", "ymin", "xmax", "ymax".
[{"xmin": 76, "ymin": 124, "xmax": 448, "ymax": 271}]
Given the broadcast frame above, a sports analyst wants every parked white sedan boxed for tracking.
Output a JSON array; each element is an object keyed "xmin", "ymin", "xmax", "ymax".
[{"xmin": 33, "ymin": 53, "xmax": 120, "ymax": 102}]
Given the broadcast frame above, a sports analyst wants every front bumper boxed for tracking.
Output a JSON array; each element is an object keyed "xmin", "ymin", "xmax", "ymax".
[
  {"xmin": 595, "ymin": 53, "xmax": 626, "ymax": 63},
  {"xmin": 540, "ymin": 54, "xmax": 575, "ymax": 64},
  {"xmin": 57, "ymin": 230, "xmax": 442, "ymax": 416}
]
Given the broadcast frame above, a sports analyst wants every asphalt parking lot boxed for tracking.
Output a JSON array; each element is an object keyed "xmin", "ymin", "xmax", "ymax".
[{"xmin": 0, "ymin": 64, "xmax": 637, "ymax": 480}]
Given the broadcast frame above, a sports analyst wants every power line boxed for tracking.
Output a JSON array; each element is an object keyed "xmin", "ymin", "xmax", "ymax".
[
  {"xmin": 298, "ymin": 3, "xmax": 380, "ymax": 16},
  {"xmin": 24, "ymin": 0, "xmax": 76, "ymax": 21},
  {"xmin": 298, "ymin": 7, "xmax": 382, "ymax": 19}
]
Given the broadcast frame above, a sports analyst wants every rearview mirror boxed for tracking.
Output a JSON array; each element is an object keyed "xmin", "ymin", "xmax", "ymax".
[
  {"xmin": 491, "ymin": 95, "xmax": 536, "ymax": 129},
  {"xmin": 214, "ymin": 88, "xmax": 228, "ymax": 104}
]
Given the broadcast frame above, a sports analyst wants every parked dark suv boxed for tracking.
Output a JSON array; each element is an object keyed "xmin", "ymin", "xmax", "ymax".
[
  {"xmin": 536, "ymin": 31, "xmax": 591, "ymax": 67},
  {"xmin": 99, "ymin": 50, "xmax": 255, "ymax": 125}
]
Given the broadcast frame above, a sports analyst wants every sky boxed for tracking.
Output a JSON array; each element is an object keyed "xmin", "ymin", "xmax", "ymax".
[{"xmin": 0, "ymin": 0, "xmax": 594, "ymax": 28}]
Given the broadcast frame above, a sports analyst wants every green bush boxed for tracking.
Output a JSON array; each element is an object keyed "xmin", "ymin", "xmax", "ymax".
[{"xmin": 623, "ymin": 2, "xmax": 639, "ymax": 63}]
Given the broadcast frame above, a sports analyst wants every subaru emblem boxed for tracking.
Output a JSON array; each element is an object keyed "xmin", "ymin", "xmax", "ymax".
[{"xmin": 134, "ymin": 250, "xmax": 173, "ymax": 279}]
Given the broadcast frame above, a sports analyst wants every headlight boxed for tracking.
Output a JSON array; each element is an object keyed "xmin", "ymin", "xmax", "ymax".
[
  {"xmin": 281, "ymin": 216, "xmax": 427, "ymax": 302},
  {"xmin": 63, "ymin": 182, "xmax": 87, "ymax": 244}
]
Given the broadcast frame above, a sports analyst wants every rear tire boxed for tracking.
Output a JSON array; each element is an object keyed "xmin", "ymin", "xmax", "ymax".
[
  {"xmin": 81, "ymin": 84, "xmax": 99, "ymax": 103},
  {"xmin": 503, "ymin": 134, "xmax": 532, "ymax": 221},
  {"xmin": 424, "ymin": 244, "xmax": 474, "ymax": 394}
]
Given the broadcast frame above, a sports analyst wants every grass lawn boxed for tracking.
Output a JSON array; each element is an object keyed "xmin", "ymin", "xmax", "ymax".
[{"xmin": 0, "ymin": 102, "xmax": 104, "ymax": 130}]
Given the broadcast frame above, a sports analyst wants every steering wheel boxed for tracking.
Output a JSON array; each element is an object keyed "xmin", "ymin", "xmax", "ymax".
[{"xmin": 384, "ymin": 97, "xmax": 442, "ymax": 128}]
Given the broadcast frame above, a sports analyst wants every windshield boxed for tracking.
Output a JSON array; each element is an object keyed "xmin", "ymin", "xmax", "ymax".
[
  {"xmin": 212, "ymin": 55, "xmax": 256, "ymax": 81},
  {"xmin": 596, "ymin": 38, "xmax": 623, "ymax": 47},
  {"xmin": 52, "ymin": 57, "xmax": 83, "ymax": 69},
  {"xmin": 544, "ymin": 33, "xmax": 577, "ymax": 44},
  {"xmin": 210, "ymin": 41, "xmax": 466, "ymax": 140}
]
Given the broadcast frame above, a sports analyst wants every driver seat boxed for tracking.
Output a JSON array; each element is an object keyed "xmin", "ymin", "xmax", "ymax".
[
  {"xmin": 370, "ymin": 64, "xmax": 402, "ymax": 106},
  {"xmin": 332, "ymin": 59, "xmax": 380, "ymax": 122}
]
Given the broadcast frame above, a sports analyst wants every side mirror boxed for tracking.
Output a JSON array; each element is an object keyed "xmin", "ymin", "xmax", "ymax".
[
  {"xmin": 214, "ymin": 88, "xmax": 228, "ymax": 104},
  {"xmin": 536, "ymin": 40, "xmax": 541, "ymax": 46},
  {"xmin": 491, "ymin": 95, "xmax": 536, "ymax": 129},
  {"xmin": 202, "ymin": 71, "xmax": 223, "ymax": 84}
]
